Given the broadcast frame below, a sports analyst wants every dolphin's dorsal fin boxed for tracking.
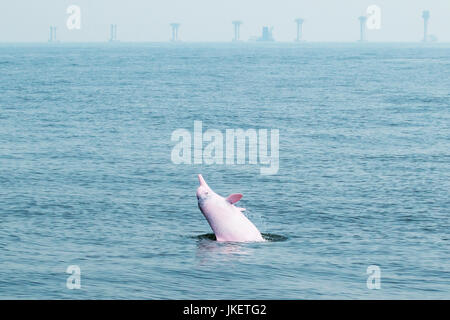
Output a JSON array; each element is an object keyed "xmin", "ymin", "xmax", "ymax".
[{"xmin": 226, "ymin": 193, "xmax": 243, "ymax": 204}]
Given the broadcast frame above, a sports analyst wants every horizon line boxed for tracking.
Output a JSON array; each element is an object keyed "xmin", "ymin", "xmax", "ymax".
[{"xmin": 0, "ymin": 40, "xmax": 449, "ymax": 44}]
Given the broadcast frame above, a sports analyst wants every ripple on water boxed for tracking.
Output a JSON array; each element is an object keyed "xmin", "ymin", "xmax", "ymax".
[{"xmin": 193, "ymin": 233, "xmax": 288, "ymax": 242}]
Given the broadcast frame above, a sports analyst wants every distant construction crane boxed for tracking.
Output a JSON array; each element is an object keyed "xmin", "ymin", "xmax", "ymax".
[
  {"xmin": 49, "ymin": 26, "xmax": 57, "ymax": 42},
  {"xmin": 232, "ymin": 21, "xmax": 242, "ymax": 41},
  {"xmin": 109, "ymin": 24, "xmax": 118, "ymax": 42},
  {"xmin": 422, "ymin": 10, "xmax": 430, "ymax": 42},
  {"xmin": 294, "ymin": 18, "xmax": 304, "ymax": 42},
  {"xmin": 170, "ymin": 23, "xmax": 180, "ymax": 42},
  {"xmin": 358, "ymin": 16, "xmax": 367, "ymax": 42}
]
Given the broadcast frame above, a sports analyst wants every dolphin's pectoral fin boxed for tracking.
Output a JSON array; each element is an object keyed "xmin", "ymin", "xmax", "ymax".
[{"xmin": 226, "ymin": 193, "xmax": 243, "ymax": 204}]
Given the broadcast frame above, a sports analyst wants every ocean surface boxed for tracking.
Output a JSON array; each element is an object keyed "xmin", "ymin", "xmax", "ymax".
[{"xmin": 0, "ymin": 43, "xmax": 449, "ymax": 299}]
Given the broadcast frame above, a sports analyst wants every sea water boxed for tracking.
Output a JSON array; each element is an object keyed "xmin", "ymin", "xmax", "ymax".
[{"xmin": 0, "ymin": 43, "xmax": 449, "ymax": 299}]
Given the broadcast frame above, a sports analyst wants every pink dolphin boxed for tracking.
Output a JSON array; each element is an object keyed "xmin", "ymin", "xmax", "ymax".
[{"xmin": 196, "ymin": 174, "xmax": 265, "ymax": 242}]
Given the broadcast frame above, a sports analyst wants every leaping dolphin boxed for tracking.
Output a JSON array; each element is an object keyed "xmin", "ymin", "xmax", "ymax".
[{"xmin": 196, "ymin": 174, "xmax": 265, "ymax": 242}]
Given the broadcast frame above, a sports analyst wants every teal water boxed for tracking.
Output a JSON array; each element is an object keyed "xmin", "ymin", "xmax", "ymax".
[{"xmin": 0, "ymin": 43, "xmax": 449, "ymax": 299}]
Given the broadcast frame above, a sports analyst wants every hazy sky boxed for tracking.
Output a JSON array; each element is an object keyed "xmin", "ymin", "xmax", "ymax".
[{"xmin": 0, "ymin": 0, "xmax": 449, "ymax": 42}]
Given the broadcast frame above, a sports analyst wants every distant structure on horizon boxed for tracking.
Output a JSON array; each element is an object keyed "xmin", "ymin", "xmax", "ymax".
[
  {"xmin": 294, "ymin": 18, "xmax": 304, "ymax": 42},
  {"xmin": 358, "ymin": 16, "xmax": 367, "ymax": 42},
  {"xmin": 170, "ymin": 23, "xmax": 180, "ymax": 42},
  {"xmin": 232, "ymin": 21, "xmax": 242, "ymax": 41},
  {"xmin": 422, "ymin": 10, "xmax": 430, "ymax": 42},
  {"xmin": 109, "ymin": 24, "xmax": 118, "ymax": 42},
  {"xmin": 42, "ymin": 10, "xmax": 445, "ymax": 44},
  {"xmin": 257, "ymin": 26, "xmax": 274, "ymax": 42},
  {"xmin": 421, "ymin": 10, "xmax": 438, "ymax": 42},
  {"xmin": 48, "ymin": 26, "xmax": 57, "ymax": 42}
]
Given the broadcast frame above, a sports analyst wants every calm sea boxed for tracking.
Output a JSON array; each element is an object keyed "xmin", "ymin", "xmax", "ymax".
[{"xmin": 0, "ymin": 43, "xmax": 449, "ymax": 299}]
